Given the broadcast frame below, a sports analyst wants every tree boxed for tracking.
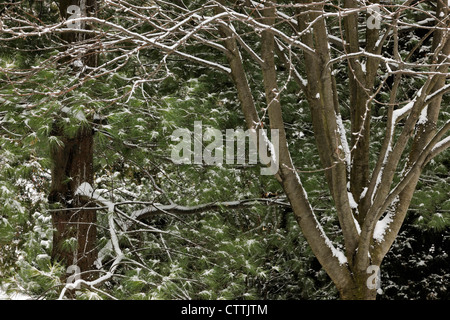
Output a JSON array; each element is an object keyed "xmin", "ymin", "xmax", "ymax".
[
  {"xmin": 1, "ymin": 0, "xmax": 449, "ymax": 299},
  {"xmin": 47, "ymin": 0, "xmax": 99, "ymax": 280}
]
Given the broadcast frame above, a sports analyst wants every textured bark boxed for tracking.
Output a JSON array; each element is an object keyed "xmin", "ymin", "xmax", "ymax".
[
  {"xmin": 294, "ymin": 0, "xmax": 361, "ymax": 265},
  {"xmin": 49, "ymin": 126, "xmax": 97, "ymax": 277},
  {"xmin": 50, "ymin": 0, "xmax": 98, "ymax": 280},
  {"xmin": 339, "ymin": 274, "xmax": 378, "ymax": 300},
  {"xmin": 343, "ymin": 0, "xmax": 382, "ymax": 223}
]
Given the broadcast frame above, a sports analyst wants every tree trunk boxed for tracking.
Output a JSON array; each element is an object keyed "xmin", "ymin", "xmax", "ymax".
[
  {"xmin": 340, "ymin": 281, "xmax": 378, "ymax": 300},
  {"xmin": 49, "ymin": 0, "xmax": 98, "ymax": 280},
  {"xmin": 49, "ymin": 126, "xmax": 97, "ymax": 279}
]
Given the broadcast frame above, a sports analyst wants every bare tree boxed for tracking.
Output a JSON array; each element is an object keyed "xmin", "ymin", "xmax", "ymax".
[{"xmin": 1, "ymin": 0, "xmax": 449, "ymax": 299}]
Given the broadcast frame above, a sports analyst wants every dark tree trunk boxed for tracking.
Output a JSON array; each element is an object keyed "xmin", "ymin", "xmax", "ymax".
[
  {"xmin": 49, "ymin": 126, "xmax": 97, "ymax": 279},
  {"xmin": 49, "ymin": 0, "xmax": 98, "ymax": 280}
]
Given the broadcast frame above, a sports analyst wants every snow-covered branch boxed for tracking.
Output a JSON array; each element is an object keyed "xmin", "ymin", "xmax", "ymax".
[{"xmin": 130, "ymin": 197, "xmax": 290, "ymax": 221}]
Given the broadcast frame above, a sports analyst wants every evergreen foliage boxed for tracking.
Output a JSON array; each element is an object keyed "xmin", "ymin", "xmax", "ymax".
[{"xmin": 0, "ymin": 0, "xmax": 449, "ymax": 300}]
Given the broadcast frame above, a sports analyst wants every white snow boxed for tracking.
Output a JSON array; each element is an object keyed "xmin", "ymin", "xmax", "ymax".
[
  {"xmin": 75, "ymin": 182, "xmax": 120, "ymax": 269},
  {"xmin": 373, "ymin": 97, "xmax": 418, "ymax": 203},
  {"xmin": 360, "ymin": 187, "xmax": 368, "ymax": 200},
  {"xmin": 426, "ymin": 83, "xmax": 450, "ymax": 103},
  {"xmin": 432, "ymin": 135, "xmax": 450, "ymax": 153},
  {"xmin": 290, "ymin": 168, "xmax": 347, "ymax": 264},
  {"xmin": 336, "ymin": 113, "xmax": 351, "ymax": 171},
  {"xmin": 361, "ymin": 61, "xmax": 366, "ymax": 73},
  {"xmin": 313, "ymin": 215, "xmax": 347, "ymax": 265},
  {"xmin": 417, "ymin": 106, "xmax": 428, "ymax": 125},
  {"xmin": 1, "ymin": 185, "xmax": 11, "ymax": 195},
  {"xmin": 94, "ymin": 240, "xmax": 113, "ymax": 269},
  {"xmin": 392, "ymin": 99, "xmax": 415, "ymax": 123},
  {"xmin": 40, "ymin": 240, "xmax": 51, "ymax": 249},
  {"xmin": 37, "ymin": 253, "xmax": 50, "ymax": 260},
  {"xmin": 75, "ymin": 110, "xmax": 87, "ymax": 122},
  {"xmin": 59, "ymin": 182, "xmax": 125, "ymax": 299},
  {"xmin": 373, "ymin": 212, "xmax": 394, "ymax": 242},
  {"xmin": 348, "ymin": 192, "xmax": 358, "ymax": 209},
  {"xmin": 75, "ymin": 182, "xmax": 115, "ymax": 212},
  {"xmin": 297, "ymin": 70, "xmax": 308, "ymax": 87},
  {"xmin": 375, "ymin": 35, "xmax": 383, "ymax": 48},
  {"xmin": 353, "ymin": 216, "xmax": 361, "ymax": 235},
  {"xmin": 73, "ymin": 59, "xmax": 84, "ymax": 68}
]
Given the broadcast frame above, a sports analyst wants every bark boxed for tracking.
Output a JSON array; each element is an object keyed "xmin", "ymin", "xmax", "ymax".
[
  {"xmin": 49, "ymin": 126, "xmax": 97, "ymax": 277},
  {"xmin": 49, "ymin": 0, "xmax": 98, "ymax": 280},
  {"xmin": 343, "ymin": 0, "xmax": 382, "ymax": 222},
  {"xmin": 339, "ymin": 272, "xmax": 378, "ymax": 300},
  {"xmin": 295, "ymin": 0, "xmax": 359, "ymax": 262}
]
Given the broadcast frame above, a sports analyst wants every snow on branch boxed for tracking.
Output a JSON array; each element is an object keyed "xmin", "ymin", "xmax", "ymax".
[
  {"xmin": 75, "ymin": 182, "xmax": 115, "ymax": 212},
  {"xmin": 313, "ymin": 214, "xmax": 348, "ymax": 266},
  {"xmin": 130, "ymin": 197, "xmax": 290, "ymax": 221},
  {"xmin": 431, "ymin": 135, "xmax": 450, "ymax": 156},
  {"xmin": 425, "ymin": 83, "xmax": 450, "ymax": 104},
  {"xmin": 76, "ymin": 183, "xmax": 290, "ymax": 220}
]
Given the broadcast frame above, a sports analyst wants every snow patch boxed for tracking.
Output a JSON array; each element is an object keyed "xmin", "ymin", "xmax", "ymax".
[
  {"xmin": 392, "ymin": 99, "xmax": 415, "ymax": 123},
  {"xmin": 373, "ymin": 212, "xmax": 394, "ymax": 242},
  {"xmin": 432, "ymin": 135, "xmax": 450, "ymax": 153},
  {"xmin": 375, "ymin": 35, "xmax": 383, "ymax": 48},
  {"xmin": 348, "ymin": 192, "xmax": 358, "ymax": 209},
  {"xmin": 353, "ymin": 216, "xmax": 361, "ymax": 235},
  {"xmin": 372, "ymin": 97, "xmax": 418, "ymax": 203},
  {"xmin": 314, "ymin": 215, "xmax": 347, "ymax": 265},
  {"xmin": 73, "ymin": 59, "xmax": 84, "ymax": 68},
  {"xmin": 417, "ymin": 106, "xmax": 428, "ymax": 125},
  {"xmin": 336, "ymin": 113, "xmax": 351, "ymax": 171},
  {"xmin": 75, "ymin": 182, "xmax": 115, "ymax": 212},
  {"xmin": 361, "ymin": 61, "xmax": 366, "ymax": 73},
  {"xmin": 360, "ymin": 187, "xmax": 368, "ymax": 200}
]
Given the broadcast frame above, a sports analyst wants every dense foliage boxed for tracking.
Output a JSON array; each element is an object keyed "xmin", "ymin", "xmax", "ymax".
[{"xmin": 1, "ymin": 0, "xmax": 449, "ymax": 299}]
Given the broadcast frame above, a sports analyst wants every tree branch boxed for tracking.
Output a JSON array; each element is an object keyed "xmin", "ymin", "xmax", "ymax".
[{"xmin": 130, "ymin": 197, "xmax": 290, "ymax": 221}]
